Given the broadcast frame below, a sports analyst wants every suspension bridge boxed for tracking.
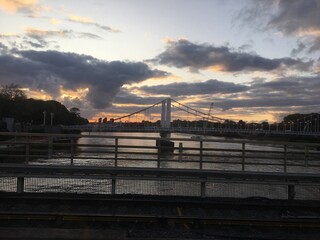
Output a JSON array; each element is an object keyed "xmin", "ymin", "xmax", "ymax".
[{"xmin": 64, "ymin": 98, "xmax": 320, "ymax": 137}]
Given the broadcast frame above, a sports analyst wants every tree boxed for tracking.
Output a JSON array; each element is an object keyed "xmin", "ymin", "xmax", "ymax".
[
  {"xmin": 0, "ymin": 84, "xmax": 26, "ymax": 100},
  {"xmin": 70, "ymin": 107, "xmax": 81, "ymax": 117}
]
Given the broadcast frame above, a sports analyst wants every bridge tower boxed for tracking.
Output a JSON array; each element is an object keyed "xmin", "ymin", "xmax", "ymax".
[
  {"xmin": 160, "ymin": 98, "xmax": 171, "ymax": 138},
  {"xmin": 157, "ymin": 98, "xmax": 174, "ymax": 150},
  {"xmin": 156, "ymin": 98, "xmax": 174, "ymax": 151}
]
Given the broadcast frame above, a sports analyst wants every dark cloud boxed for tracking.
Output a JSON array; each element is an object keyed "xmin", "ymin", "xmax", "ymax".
[
  {"xmin": 267, "ymin": 0, "xmax": 320, "ymax": 35},
  {"xmin": 309, "ymin": 36, "xmax": 320, "ymax": 53},
  {"xmin": 114, "ymin": 90, "xmax": 165, "ymax": 105},
  {"xmin": 136, "ymin": 75, "xmax": 320, "ymax": 113},
  {"xmin": 214, "ymin": 97, "xmax": 320, "ymax": 112},
  {"xmin": 139, "ymin": 79, "xmax": 248, "ymax": 97},
  {"xmin": 291, "ymin": 42, "xmax": 307, "ymax": 57},
  {"xmin": 149, "ymin": 39, "xmax": 312, "ymax": 72},
  {"xmin": 0, "ymin": 42, "xmax": 9, "ymax": 54},
  {"xmin": 214, "ymin": 76, "xmax": 320, "ymax": 110},
  {"xmin": 0, "ymin": 48, "xmax": 168, "ymax": 108},
  {"xmin": 238, "ymin": 0, "xmax": 320, "ymax": 53}
]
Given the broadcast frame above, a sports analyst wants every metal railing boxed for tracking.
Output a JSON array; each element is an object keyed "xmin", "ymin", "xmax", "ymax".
[
  {"xmin": 0, "ymin": 132, "xmax": 319, "ymax": 200},
  {"xmin": 64, "ymin": 124, "xmax": 320, "ymax": 136},
  {"xmin": 0, "ymin": 132, "xmax": 319, "ymax": 172},
  {"xmin": 1, "ymin": 163, "xmax": 320, "ymax": 200}
]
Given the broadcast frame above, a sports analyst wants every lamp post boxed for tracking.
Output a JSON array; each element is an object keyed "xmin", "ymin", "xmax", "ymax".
[{"xmin": 43, "ymin": 111, "xmax": 46, "ymax": 126}]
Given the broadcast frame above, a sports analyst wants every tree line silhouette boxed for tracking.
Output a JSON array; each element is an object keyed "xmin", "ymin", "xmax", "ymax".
[{"xmin": 0, "ymin": 84, "xmax": 88, "ymax": 128}]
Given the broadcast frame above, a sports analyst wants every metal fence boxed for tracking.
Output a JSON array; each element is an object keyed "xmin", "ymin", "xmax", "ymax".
[{"xmin": 0, "ymin": 132, "xmax": 319, "ymax": 200}]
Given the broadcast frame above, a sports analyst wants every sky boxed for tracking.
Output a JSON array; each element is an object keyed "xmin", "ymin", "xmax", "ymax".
[{"xmin": 0, "ymin": 0, "xmax": 320, "ymax": 123}]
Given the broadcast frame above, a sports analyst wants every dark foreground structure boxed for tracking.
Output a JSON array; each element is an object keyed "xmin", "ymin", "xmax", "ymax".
[{"xmin": 0, "ymin": 193, "xmax": 320, "ymax": 240}]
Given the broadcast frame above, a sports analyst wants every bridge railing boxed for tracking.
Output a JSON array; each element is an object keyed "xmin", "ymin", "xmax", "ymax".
[
  {"xmin": 63, "ymin": 124, "xmax": 320, "ymax": 136},
  {"xmin": 0, "ymin": 132, "xmax": 319, "ymax": 200},
  {"xmin": 0, "ymin": 131, "xmax": 319, "ymax": 173}
]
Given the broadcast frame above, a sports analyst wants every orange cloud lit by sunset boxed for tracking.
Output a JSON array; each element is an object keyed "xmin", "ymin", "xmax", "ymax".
[
  {"xmin": 23, "ymin": 88, "xmax": 51, "ymax": 100},
  {"xmin": 0, "ymin": 0, "xmax": 38, "ymax": 13},
  {"xmin": 68, "ymin": 15, "xmax": 94, "ymax": 24},
  {"xmin": 207, "ymin": 65, "xmax": 226, "ymax": 72},
  {"xmin": 59, "ymin": 87, "xmax": 89, "ymax": 100}
]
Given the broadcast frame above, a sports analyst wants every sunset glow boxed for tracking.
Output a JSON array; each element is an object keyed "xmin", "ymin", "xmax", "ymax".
[{"xmin": 0, "ymin": 0, "xmax": 319, "ymax": 123}]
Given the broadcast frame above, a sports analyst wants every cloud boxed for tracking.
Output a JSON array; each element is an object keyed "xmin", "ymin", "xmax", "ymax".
[
  {"xmin": 136, "ymin": 75, "xmax": 320, "ymax": 114},
  {"xmin": 149, "ymin": 39, "xmax": 312, "ymax": 73},
  {"xmin": 139, "ymin": 79, "xmax": 248, "ymax": 97},
  {"xmin": 0, "ymin": 32, "xmax": 19, "ymax": 38},
  {"xmin": 68, "ymin": 15, "xmax": 120, "ymax": 33},
  {"xmin": 0, "ymin": 0, "xmax": 49, "ymax": 18},
  {"xmin": 1, "ymin": 27, "xmax": 104, "ymax": 49},
  {"xmin": 238, "ymin": 0, "xmax": 320, "ymax": 53},
  {"xmin": 19, "ymin": 27, "xmax": 102, "ymax": 48},
  {"xmin": 49, "ymin": 18, "xmax": 61, "ymax": 25},
  {"xmin": 0, "ymin": 0, "xmax": 38, "ymax": 13},
  {"xmin": 0, "ymin": 42, "xmax": 8, "ymax": 54},
  {"xmin": 114, "ymin": 89, "xmax": 165, "ymax": 105},
  {"xmin": 215, "ymin": 76, "xmax": 320, "ymax": 110},
  {"xmin": 0, "ymin": 47, "xmax": 169, "ymax": 109},
  {"xmin": 69, "ymin": 15, "xmax": 94, "ymax": 24},
  {"xmin": 267, "ymin": 0, "xmax": 320, "ymax": 36},
  {"xmin": 26, "ymin": 27, "xmax": 103, "ymax": 40}
]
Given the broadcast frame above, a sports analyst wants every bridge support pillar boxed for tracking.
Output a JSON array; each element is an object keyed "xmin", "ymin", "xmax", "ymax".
[{"xmin": 157, "ymin": 98, "xmax": 174, "ymax": 152}]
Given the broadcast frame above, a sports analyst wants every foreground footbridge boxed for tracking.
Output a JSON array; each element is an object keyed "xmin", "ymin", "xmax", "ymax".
[{"xmin": 0, "ymin": 132, "xmax": 319, "ymax": 239}]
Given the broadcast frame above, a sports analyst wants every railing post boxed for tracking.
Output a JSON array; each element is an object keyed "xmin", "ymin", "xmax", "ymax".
[
  {"xmin": 157, "ymin": 151, "xmax": 161, "ymax": 168},
  {"xmin": 288, "ymin": 185, "xmax": 295, "ymax": 200},
  {"xmin": 25, "ymin": 137, "xmax": 30, "ymax": 164},
  {"xmin": 70, "ymin": 138, "xmax": 74, "ymax": 165},
  {"xmin": 284, "ymin": 144, "xmax": 287, "ymax": 172},
  {"xmin": 111, "ymin": 177, "xmax": 116, "ymax": 195},
  {"xmin": 48, "ymin": 136, "xmax": 53, "ymax": 159},
  {"xmin": 200, "ymin": 179, "xmax": 206, "ymax": 198},
  {"xmin": 115, "ymin": 138, "xmax": 118, "ymax": 167},
  {"xmin": 199, "ymin": 141, "xmax": 203, "ymax": 169},
  {"xmin": 178, "ymin": 142, "xmax": 183, "ymax": 162},
  {"xmin": 304, "ymin": 146, "xmax": 309, "ymax": 167},
  {"xmin": 17, "ymin": 177, "xmax": 24, "ymax": 193},
  {"xmin": 241, "ymin": 143, "xmax": 245, "ymax": 171}
]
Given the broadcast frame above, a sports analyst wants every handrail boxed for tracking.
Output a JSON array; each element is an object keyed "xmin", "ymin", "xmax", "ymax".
[
  {"xmin": 0, "ymin": 132, "xmax": 319, "ymax": 173},
  {"xmin": 1, "ymin": 164, "xmax": 319, "ymax": 183},
  {"xmin": 1, "ymin": 164, "xmax": 319, "ymax": 199}
]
